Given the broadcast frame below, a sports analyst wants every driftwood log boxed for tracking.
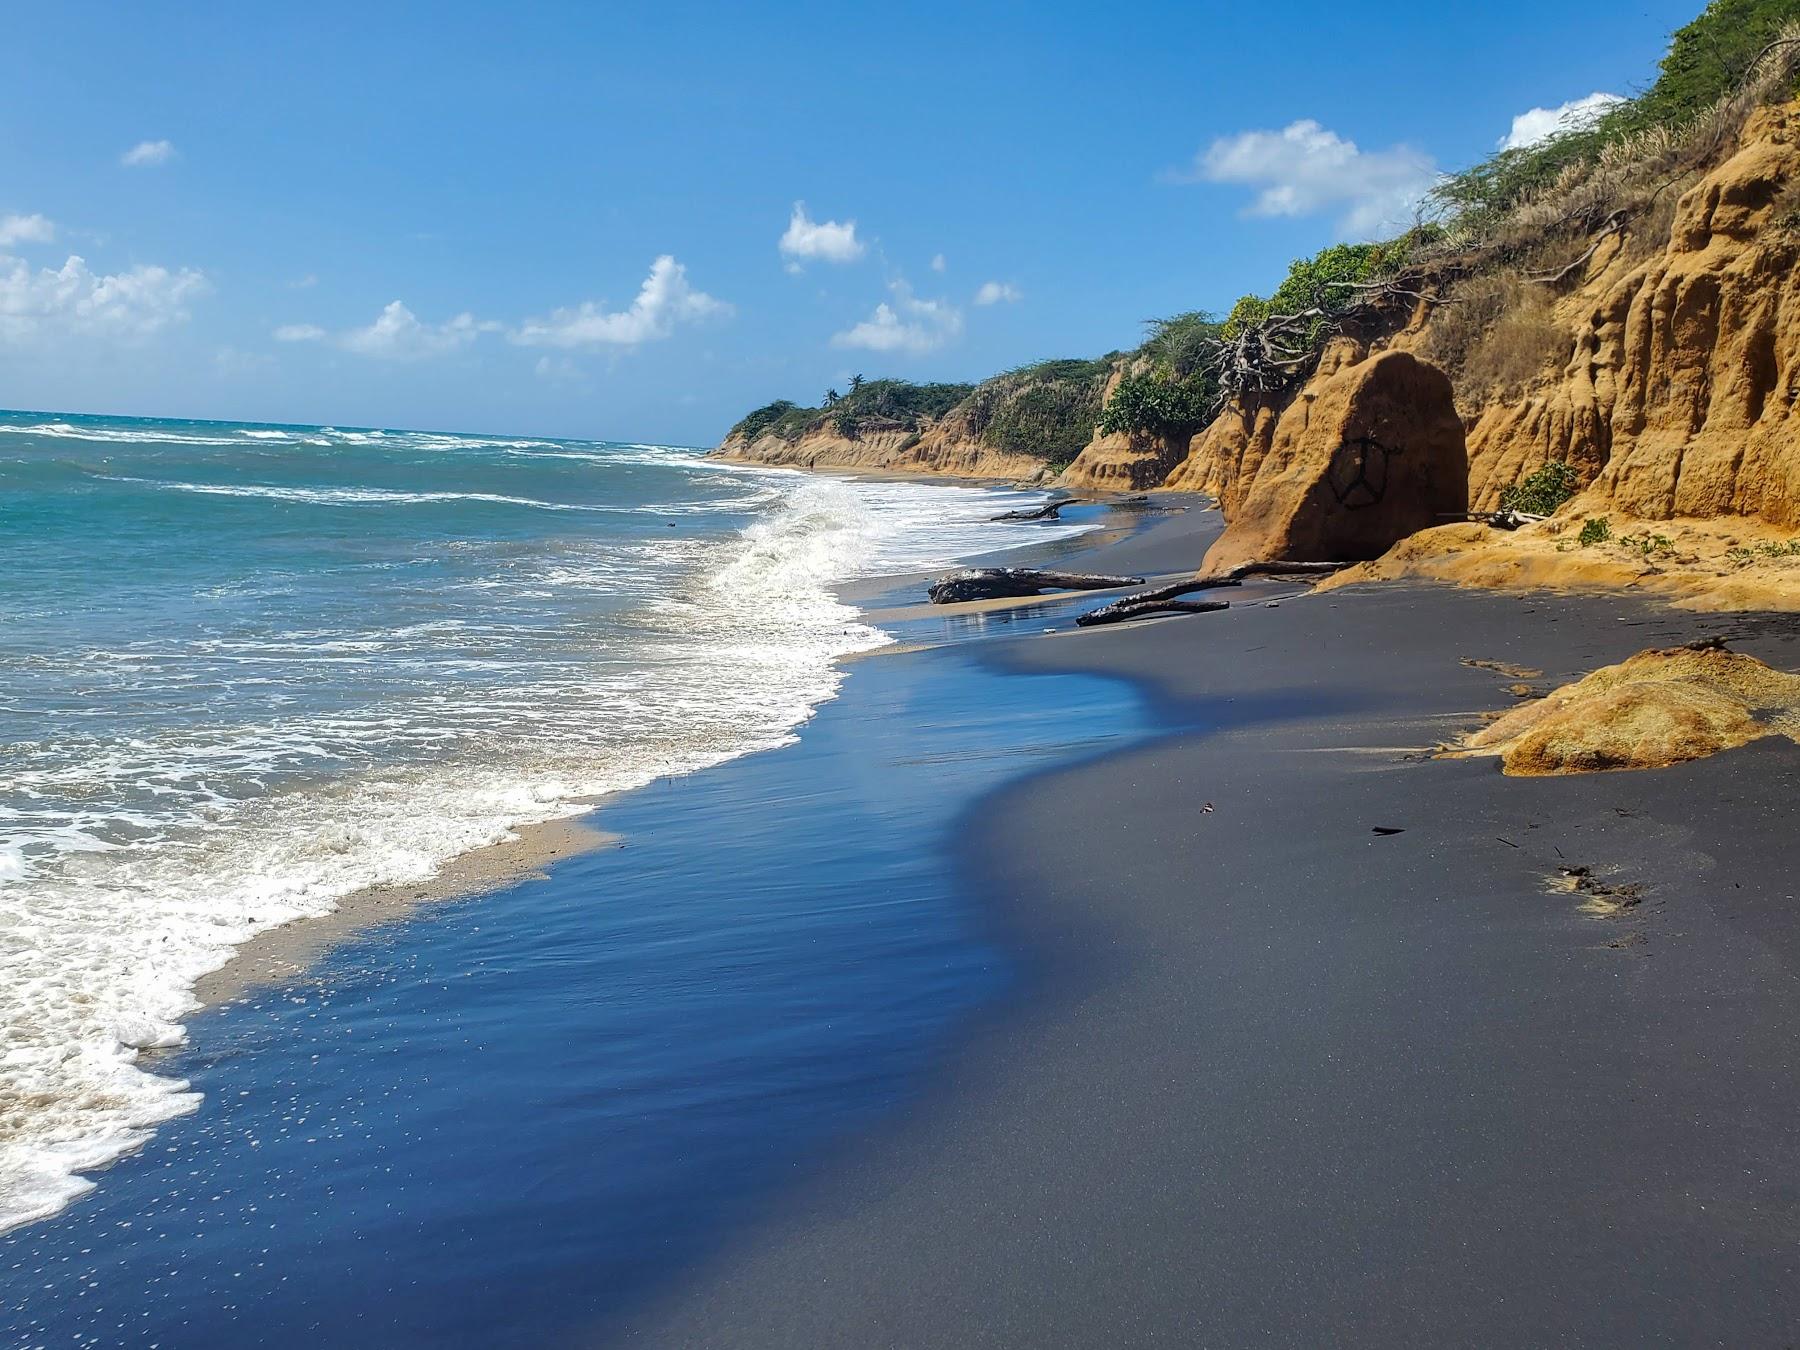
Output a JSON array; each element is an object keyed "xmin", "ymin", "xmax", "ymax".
[
  {"xmin": 1075, "ymin": 560, "xmax": 1349, "ymax": 627},
  {"xmin": 991, "ymin": 499, "xmax": 1080, "ymax": 522},
  {"xmin": 1439, "ymin": 509, "xmax": 1547, "ymax": 531},
  {"xmin": 927, "ymin": 567, "xmax": 1145, "ymax": 604}
]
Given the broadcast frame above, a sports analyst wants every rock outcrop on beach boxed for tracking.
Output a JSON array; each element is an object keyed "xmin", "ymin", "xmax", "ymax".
[
  {"xmin": 1189, "ymin": 348, "xmax": 1468, "ymax": 571},
  {"xmin": 1457, "ymin": 641, "xmax": 1800, "ymax": 774}
]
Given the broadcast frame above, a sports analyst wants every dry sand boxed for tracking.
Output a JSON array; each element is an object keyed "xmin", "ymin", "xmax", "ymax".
[{"xmin": 627, "ymin": 519, "xmax": 1800, "ymax": 1346}]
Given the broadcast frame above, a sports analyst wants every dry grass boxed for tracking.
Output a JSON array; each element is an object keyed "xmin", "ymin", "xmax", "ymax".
[
  {"xmin": 1424, "ymin": 25, "xmax": 1800, "ymax": 274},
  {"xmin": 1773, "ymin": 173, "xmax": 1800, "ymax": 238},
  {"xmin": 1418, "ymin": 276, "xmax": 1569, "ymax": 409}
]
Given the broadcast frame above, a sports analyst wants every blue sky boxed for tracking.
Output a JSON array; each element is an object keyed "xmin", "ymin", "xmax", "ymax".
[{"xmin": 0, "ymin": 0, "xmax": 1698, "ymax": 443}]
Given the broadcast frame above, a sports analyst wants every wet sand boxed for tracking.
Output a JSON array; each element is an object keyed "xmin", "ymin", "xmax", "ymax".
[
  {"xmin": 627, "ymin": 521, "xmax": 1800, "ymax": 1344},
  {"xmin": 194, "ymin": 814, "xmax": 618, "ymax": 1006}
]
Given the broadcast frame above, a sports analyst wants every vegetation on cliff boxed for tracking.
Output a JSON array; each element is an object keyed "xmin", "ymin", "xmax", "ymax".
[
  {"xmin": 1433, "ymin": 0, "xmax": 1800, "ymax": 238},
  {"xmin": 1096, "ymin": 237, "xmax": 1436, "ymax": 441},
  {"xmin": 725, "ymin": 362, "xmax": 1112, "ymax": 472},
  {"xmin": 728, "ymin": 379, "xmax": 974, "ymax": 445},
  {"xmin": 953, "ymin": 358, "xmax": 1115, "ymax": 469}
]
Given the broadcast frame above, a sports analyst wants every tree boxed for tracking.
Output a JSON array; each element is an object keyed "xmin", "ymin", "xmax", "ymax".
[
  {"xmin": 849, "ymin": 373, "xmax": 865, "ymax": 390},
  {"xmin": 824, "ymin": 388, "xmax": 841, "ymax": 406}
]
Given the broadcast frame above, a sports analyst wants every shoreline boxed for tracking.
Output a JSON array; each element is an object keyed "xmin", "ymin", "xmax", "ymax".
[
  {"xmin": 2, "ymin": 512, "xmax": 1200, "ymax": 1345},
  {"xmin": 190, "ymin": 813, "xmax": 619, "ymax": 1007},
  {"xmin": 186, "ymin": 487, "xmax": 1194, "ymax": 1018}
]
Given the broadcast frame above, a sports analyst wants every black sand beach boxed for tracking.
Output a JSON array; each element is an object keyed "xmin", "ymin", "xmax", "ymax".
[{"xmin": 627, "ymin": 508, "xmax": 1800, "ymax": 1346}]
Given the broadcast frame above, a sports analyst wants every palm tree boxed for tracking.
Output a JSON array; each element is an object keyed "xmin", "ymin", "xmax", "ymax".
[
  {"xmin": 823, "ymin": 388, "xmax": 841, "ymax": 407},
  {"xmin": 849, "ymin": 373, "xmax": 865, "ymax": 391}
]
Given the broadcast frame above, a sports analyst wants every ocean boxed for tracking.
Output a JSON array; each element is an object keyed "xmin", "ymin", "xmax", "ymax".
[{"xmin": 0, "ymin": 410, "xmax": 1092, "ymax": 1240}]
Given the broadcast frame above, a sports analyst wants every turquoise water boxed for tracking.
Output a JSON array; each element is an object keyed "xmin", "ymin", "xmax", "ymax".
[
  {"xmin": 0, "ymin": 641, "xmax": 1150, "ymax": 1348},
  {"xmin": 0, "ymin": 411, "xmax": 1089, "ymax": 1237}
]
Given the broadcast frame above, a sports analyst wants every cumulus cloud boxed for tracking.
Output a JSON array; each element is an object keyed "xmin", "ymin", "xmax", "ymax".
[
  {"xmin": 0, "ymin": 213, "xmax": 55, "ymax": 247},
  {"xmin": 1499, "ymin": 92, "xmax": 1625, "ymax": 151},
  {"xmin": 1174, "ymin": 119, "xmax": 1436, "ymax": 239},
  {"xmin": 779, "ymin": 202, "xmax": 866, "ymax": 266},
  {"xmin": 272, "ymin": 304, "xmax": 495, "ymax": 359},
  {"xmin": 974, "ymin": 281, "xmax": 1021, "ymax": 306},
  {"xmin": 832, "ymin": 282, "xmax": 963, "ymax": 354},
  {"xmin": 0, "ymin": 253, "xmax": 208, "ymax": 345},
  {"xmin": 121, "ymin": 139, "xmax": 177, "ymax": 168},
  {"xmin": 342, "ymin": 302, "xmax": 495, "ymax": 359},
  {"xmin": 510, "ymin": 255, "xmax": 731, "ymax": 349}
]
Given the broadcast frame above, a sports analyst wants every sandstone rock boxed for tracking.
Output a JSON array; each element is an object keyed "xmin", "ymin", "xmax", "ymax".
[
  {"xmin": 1200, "ymin": 350, "xmax": 1469, "ymax": 572},
  {"xmin": 1459, "ymin": 643, "xmax": 1800, "ymax": 775},
  {"xmin": 715, "ymin": 424, "xmax": 1052, "ymax": 482},
  {"xmin": 1056, "ymin": 366, "xmax": 1193, "ymax": 492},
  {"xmin": 1055, "ymin": 426, "xmax": 1190, "ymax": 492}
]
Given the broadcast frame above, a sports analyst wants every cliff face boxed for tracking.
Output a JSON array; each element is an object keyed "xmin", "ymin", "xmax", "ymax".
[
  {"xmin": 1055, "ymin": 367, "xmax": 1192, "ymax": 492},
  {"xmin": 715, "ymin": 97, "xmax": 1800, "ymax": 568},
  {"xmin": 1138, "ymin": 98, "xmax": 1800, "ymax": 583},
  {"xmin": 1442, "ymin": 102, "xmax": 1800, "ymax": 526},
  {"xmin": 713, "ymin": 361, "xmax": 1111, "ymax": 484},
  {"xmin": 715, "ymin": 423, "xmax": 1054, "ymax": 482},
  {"xmin": 1196, "ymin": 349, "xmax": 1469, "ymax": 572}
]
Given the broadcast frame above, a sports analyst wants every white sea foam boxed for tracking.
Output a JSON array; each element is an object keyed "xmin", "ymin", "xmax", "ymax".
[
  {"xmin": 109, "ymin": 477, "xmax": 761, "ymax": 515},
  {"xmin": 0, "ymin": 462, "xmax": 1091, "ymax": 1235}
]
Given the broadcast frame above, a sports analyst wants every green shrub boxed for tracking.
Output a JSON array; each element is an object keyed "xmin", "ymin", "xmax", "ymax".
[
  {"xmin": 1140, "ymin": 313, "xmax": 1225, "ymax": 378},
  {"xmin": 1499, "ymin": 460, "xmax": 1580, "ymax": 516},
  {"xmin": 1097, "ymin": 371, "xmax": 1218, "ymax": 440},
  {"xmin": 947, "ymin": 357, "xmax": 1114, "ymax": 468},
  {"xmin": 1578, "ymin": 517, "xmax": 1613, "ymax": 547},
  {"xmin": 1618, "ymin": 532, "xmax": 1677, "ymax": 558},
  {"xmin": 1728, "ymin": 538, "xmax": 1800, "ymax": 563},
  {"xmin": 730, "ymin": 399, "xmax": 811, "ymax": 443}
]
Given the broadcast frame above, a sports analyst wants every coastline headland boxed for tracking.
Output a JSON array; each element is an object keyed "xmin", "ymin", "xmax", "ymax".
[{"xmin": 717, "ymin": 19, "xmax": 1800, "ymax": 611}]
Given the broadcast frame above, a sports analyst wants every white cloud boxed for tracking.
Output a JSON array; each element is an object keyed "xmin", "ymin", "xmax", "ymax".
[
  {"xmin": 0, "ymin": 213, "xmax": 55, "ymax": 247},
  {"xmin": 1176, "ymin": 119, "xmax": 1436, "ymax": 239},
  {"xmin": 974, "ymin": 281, "xmax": 1021, "ymax": 306},
  {"xmin": 272, "ymin": 304, "xmax": 497, "ymax": 359},
  {"xmin": 289, "ymin": 273, "xmax": 319, "ymax": 289},
  {"xmin": 832, "ymin": 282, "xmax": 963, "ymax": 354},
  {"xmin": 930, "ymin": 253, "xmax": 947, "ymax": 272},
  {"xmin": 778, "ymin": 202, "xmax": 866, "ymax": 265},
  {"xmin": 0, "ymin": 253, "xmax": 207, "ymax": 345},
  {"xmin": 1499, "ymin": 92, "xmax": 1625, "ymax": 151},
  {"xmin": 511, "ymin": 255, "xmax": 731, "ymax": 349},
  {"xmin": 341, "ymin": 301, "xmax": 495, "ymax": 360},
  {"xmin": 533, "ymin": 355, "xmax": 587, "ymax": 385},
  {"xmin": 214, "ymin": 345, "xmax": 273, "ymax": 375},
  {"xmin": 121, "ymin": 139, "xmax": 177, "ymax": 168}
]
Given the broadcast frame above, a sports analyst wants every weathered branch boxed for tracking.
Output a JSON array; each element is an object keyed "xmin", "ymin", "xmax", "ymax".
[
  {"xmin": 1077, "ymin": 597, "xmax": 1231, "ymax": 625},
  {"xmin": 1438, "ymin": 509, "xmax": 1547, "ymax": 530},
  {"xmin": 1528, "ymin": 209, "xmax": 1629, "ymax": 285},
  {"xmin": 927, "ymin": 567, "xmax": 1145, "ymax": 604},
  {"xmin": 990, "ymin": 499, "xmax": 1080, "ymax": 522},
  {"xmin": 1074, "ymin": 560, "xmax": 1350, "ymax": 626}
]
